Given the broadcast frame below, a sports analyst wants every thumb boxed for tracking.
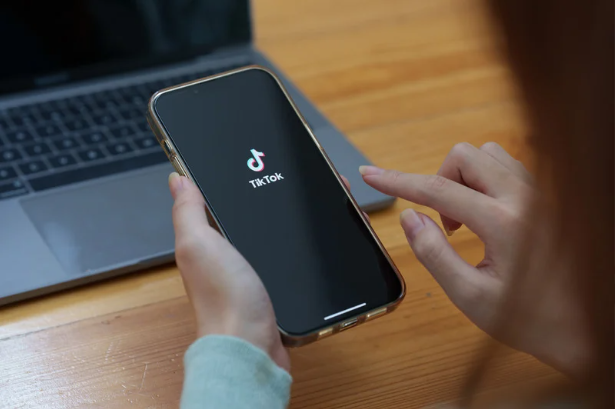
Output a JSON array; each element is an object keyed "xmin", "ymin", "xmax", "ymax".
[
  {"xmin": 400, "ymin": 209, "xmax": 479, "ymax": 306},
  {"xmin": 168, "ymin": 172, "xmax": 211, "ymax": 240}
]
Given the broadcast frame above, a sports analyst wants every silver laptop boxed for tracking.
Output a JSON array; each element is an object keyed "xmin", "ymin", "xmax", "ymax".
[{"xmin": 0, "ymin": 1, "xmax": 394, "ymax": 306}]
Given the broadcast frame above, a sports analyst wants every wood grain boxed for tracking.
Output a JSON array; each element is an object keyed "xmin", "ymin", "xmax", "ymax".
[{"xmin": 0, "ymin": 0, "xmax": 559, "ymax": 407}]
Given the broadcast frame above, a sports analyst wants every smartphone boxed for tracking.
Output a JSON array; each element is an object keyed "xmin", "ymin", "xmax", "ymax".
[{"xmin": 147, "ymin": 66, "xmax": 405, "ymax": 346}]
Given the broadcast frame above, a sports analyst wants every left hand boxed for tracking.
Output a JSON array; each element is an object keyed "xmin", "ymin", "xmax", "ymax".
[
  {"xmin": 169, "ymin": 172, "xmax": 290, "ymax": 371},
  {"xmin": 169, "ymin": 172, "xmax": 356, "ymax": 372}
]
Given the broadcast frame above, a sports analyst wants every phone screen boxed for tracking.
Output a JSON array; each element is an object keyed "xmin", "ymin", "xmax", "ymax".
[{"xmin": 153, "ymin": 68, "xmax": 403, "ymax": 336}]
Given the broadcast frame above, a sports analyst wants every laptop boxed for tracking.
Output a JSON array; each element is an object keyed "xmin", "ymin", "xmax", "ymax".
[{"xmin": 0, "ymin": 1, "xmax": 394, "ymax": 306}]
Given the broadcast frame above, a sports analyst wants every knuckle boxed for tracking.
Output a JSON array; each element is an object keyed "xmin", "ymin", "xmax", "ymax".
[
  {"xmin": 451, "ymin": 142, "xmax": 474, "ymax": 158},
  {"xmin": 480, "ymin": 141, "xmax": 502, "ymax": 153},
  {"xmin": 423, "ymin": 174, "xmax": 449, "ymax": 194},
  {"xmin": 384, "ymin": 169, "xmax": 404, "ymax": 185},
  {"xmin": 487, "ymin": 201, "xmax": 523, "ymax": 231},
  {"xmin": 413, "ymin": 229, "xmax": 445, "ymax": 266}
]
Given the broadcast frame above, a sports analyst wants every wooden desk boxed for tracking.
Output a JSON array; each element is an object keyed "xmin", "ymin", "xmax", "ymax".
[{"xmin": 1, "ymin": 0, "xmax": 558, "ymax": 407}]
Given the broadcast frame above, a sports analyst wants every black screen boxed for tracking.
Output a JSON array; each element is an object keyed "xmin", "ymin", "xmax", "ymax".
[
  {"xmin": 154, "ymin": 68, "xmax": 403, "ymax": 335},
  {"xmin": 0, "ymin": 1, "xmax": 250, "ymax": 94}
]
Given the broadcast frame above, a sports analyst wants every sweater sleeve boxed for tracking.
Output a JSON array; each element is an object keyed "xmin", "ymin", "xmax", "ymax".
[{"xmin": 180, "ymin": 335, "xmax": 292, "ymax": 409}]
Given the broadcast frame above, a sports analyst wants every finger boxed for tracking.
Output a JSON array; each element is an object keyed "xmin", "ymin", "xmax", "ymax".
[
  {"xmin": 400, "ymin": 209, "xmax": 484, "ymax": 308},
  {"xmin": 168, "ymin": 172, "xmax": 211, "ymax": 240},
  {"xmin": 360, "ymin": 166, "xmax": 498, "ymax": 238},
  {"xmin": 436, "ymin": 142, "xmax": 518, "ymax": 199},
  {"xmin": 479, "ymin": 142, "xmax": 533, "ymax": 183},
  {"xmin": 435, "ymin": 143, "xmax": 520, "ymax": 235},
  {"xmin": 340, "ymin": 175, "xmax": 351, "ymax": 191}
]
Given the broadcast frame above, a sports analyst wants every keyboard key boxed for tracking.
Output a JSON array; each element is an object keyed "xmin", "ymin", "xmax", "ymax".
[
  {"xmin": 105, "ymin": 141, "xmax": 134, "ymax": 156},
  {"xmin": 11, "ymin": 114, "xmax": 36, "ymax": 126},
  {"xmin": 67, "ymin": 105, "xmax": 89, "ymax": 116},
  {"xmin": 103, "ymin": 99, "xmax": 121, "ymax": 110},
  {"xmin": 7, "ymin": 106, "xmax": 33, "ymax": 117},
  {"xmin": 19, "ymin": 160, "xmax": 48, "ymax": 175},
  {"xmin": 119, "ymin": 108, "xmax": 143, "ymax": 121},
  {"xmin": 109, "ymin": 124, "xmax": 137, "ymax": 139},
  {"xmin": 92, "ymin": 112, "xmax": 117, "ymax": 126},
  {"xmin": 118, "ymin": 85, "xmax": 143, "ymax": 102},
  {"xmin": 0, "ymin": 117, "xmax": 9, "ymax": 131},
  {"xmin": 0, "ymin": 148, "xmax": 22, "ymax": 163},
  {"xmin": 49, "ymin": 154, "xmax": 77, "ymax": 169},
  {"xmin": 133, "ymin": 135, "xmax": 157, "ymax": 150},
  {"xmin": 24, "ymin": 142, "xmax": 52, "ymax": 157},
  {"xmin": 53, "ymin": 137, "xmax": 80, "ymax": 151},
  {"xmin": 134, "ymin": 118, "xmax": 151, "ymax": 133},
  {"xmin": 39, "ymin": 106, "xmax": 66, "ymax": 121},
  {"xmin": 35, "ymin": 124, "xmax": 63, "ymax": 138},
  {"xmin": 6, "ymin": 129, "xmax": 34, "ymax": 144},
  {"xmin": 65, "ymin": 118, "xmax": 88, "ymax": 131},
  {"xmin": 78, "ymin": 148, "xmax": 104, "ymax": 162},
  {"xmin": 91, "ymin": 91, "xmax": 118, "ymax": 108},
  {"xmin": 0, "ymin": 179, "xmax": 28, "ymax": 200},
  {"xmin": 129, "ymin": 94, "xmax": 147, "ymax": 106},
  {"xmin": 0, "ymin": 165, "xmax": 17, "ymax": 181},
  {"xmin": 80, "ymin": 130, "xmax": 109, "ymax": 145},
  {"xmin": 66, "ymin": 97, "xmax": 93, "ymax": 115},
  {"xmin": 29, "ymin": 150, "xmax": 167, "ymax": 192}
]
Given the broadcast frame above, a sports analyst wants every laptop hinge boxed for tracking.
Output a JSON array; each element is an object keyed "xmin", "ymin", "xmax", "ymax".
[{"xmin": 194, "ymin": 44, "xmax": 253, "ymax": 63}]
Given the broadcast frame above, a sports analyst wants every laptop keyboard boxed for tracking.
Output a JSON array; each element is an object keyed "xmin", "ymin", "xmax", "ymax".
[{"xmin": 0, "ymin": 60, "xmax": 249, "ymax": 200}]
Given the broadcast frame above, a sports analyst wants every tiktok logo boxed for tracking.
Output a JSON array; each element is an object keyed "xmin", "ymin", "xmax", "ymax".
[
  {"xmin": 247, "ymin": 149, "xmax": 265, "ymax": 172},
  {"xmin": 246, "ymin": 149, "xmax": 284, "ymax": 189}
]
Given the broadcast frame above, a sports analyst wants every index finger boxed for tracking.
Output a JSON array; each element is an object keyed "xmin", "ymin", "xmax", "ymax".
[{"xmin": 360, "ymin": 166, "xmax": 498, "ymax": 238}]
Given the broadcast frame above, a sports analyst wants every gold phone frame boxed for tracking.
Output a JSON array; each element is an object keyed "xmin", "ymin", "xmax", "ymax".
[{"xmin": 147, "ymin": 65, "xmax": 406, "ymax": 347}]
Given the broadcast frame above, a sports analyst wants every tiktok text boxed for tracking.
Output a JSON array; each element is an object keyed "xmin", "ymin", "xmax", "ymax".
[{"xmin": 249, "ymin": 173, "xmax": 284, "ymax": 188}]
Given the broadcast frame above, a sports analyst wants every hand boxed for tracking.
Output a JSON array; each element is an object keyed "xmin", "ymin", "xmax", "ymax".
[
  {"xmin": 360, "ymin": 142, "xmax": 590, "ymax": 379},
  {"xmin": 168, "ymin": 172, "xmax": 355, "ymax": 372},
  {"xmin": 169, "ymin": 172, "xmax": 290, "ymax": 371}
]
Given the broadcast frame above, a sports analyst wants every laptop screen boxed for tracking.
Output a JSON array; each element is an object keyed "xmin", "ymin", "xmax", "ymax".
[{"xmin": 0, "ymin": 1, "xmax": 251, "ymax": 96}]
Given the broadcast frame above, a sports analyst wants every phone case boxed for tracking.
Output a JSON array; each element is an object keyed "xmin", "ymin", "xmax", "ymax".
[{"xmin": 146, "ymin": 65, "xmax": 406, "ymax": 347}]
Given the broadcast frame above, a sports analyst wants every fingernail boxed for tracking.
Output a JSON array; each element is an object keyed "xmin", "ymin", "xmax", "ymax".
[
  {"xmin": 443, "ymin": 224, "xmax": 455, "ymax": 237},
  {"xmin": 359, "ymin": 165, "xmax": 384, "ymax": 176},
  {"xmin": 169, "ymin": 172, "xmax": 180, "ymax": 185},
  {"xmin": 169, "ymin": 172, "xmax": 187, "ymax": 193},
  {"xmin": 400, "ymin": 209, "xmax": 425, "ymax": 241}
]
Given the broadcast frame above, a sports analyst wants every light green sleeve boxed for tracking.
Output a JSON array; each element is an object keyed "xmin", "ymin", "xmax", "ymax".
[{"xmin": 181, "ymin": 335, "xmax": 292, "ymax": 409}]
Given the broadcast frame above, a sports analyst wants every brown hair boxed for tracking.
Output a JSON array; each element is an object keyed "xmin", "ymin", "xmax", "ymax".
[{"xmin": 467, "ymin": 0, "xmax": 613, "ymax": 406}]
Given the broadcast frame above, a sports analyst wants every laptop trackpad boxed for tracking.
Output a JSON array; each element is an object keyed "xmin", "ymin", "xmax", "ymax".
[{"xmin": 20, "ymin": 166, "xmax": 175, "ymax": 276}]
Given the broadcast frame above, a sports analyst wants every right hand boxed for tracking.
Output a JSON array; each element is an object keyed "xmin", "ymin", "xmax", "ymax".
[{"xmin": 360, "ymin": 142, "xmax": 591, "ymax": 379}]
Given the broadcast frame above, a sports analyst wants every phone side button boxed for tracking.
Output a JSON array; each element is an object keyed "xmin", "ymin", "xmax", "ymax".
[
  {"xmin": 171, "ymin": 155, "xmax": 187, "ymax": 176},
  {"xmin": 163, "ymin": 140, "xmax": 173, "ymax": 155},
  {"xmin": 365, "ymin": 308, "xmax": 387, "ymax": 321},
  {"xmin": 318, "ymin": 327, "xmax": 333, "ymax": 339}
]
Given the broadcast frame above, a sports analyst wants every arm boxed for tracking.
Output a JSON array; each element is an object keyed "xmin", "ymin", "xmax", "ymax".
[{"xmin": 181, "ymin": 335, "xmax": 291, "ymax": 409}]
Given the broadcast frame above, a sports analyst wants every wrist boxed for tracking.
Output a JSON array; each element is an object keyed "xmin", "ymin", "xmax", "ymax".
[{"xmin": 194, "ymin": 315, "xmax": 290, "ymax": 371}]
